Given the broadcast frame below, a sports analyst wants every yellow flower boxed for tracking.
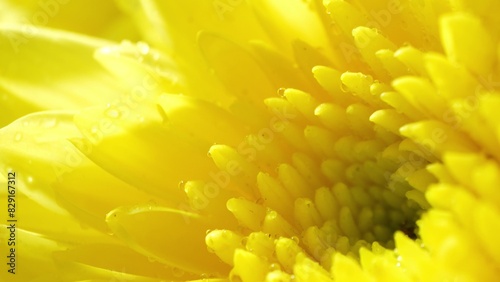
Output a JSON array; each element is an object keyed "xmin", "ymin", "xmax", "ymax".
[{"xmin": 1, "ymin": 0, "xmax": 500, "ymax": 281}]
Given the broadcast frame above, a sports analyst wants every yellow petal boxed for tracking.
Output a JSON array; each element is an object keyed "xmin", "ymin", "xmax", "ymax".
[
  {"xmin": 230, "ymin": 249, "xmax": 269, "ymax": 282},
  {"xmin": 257, "ymin": 172, "xmax": 294, "ymax": 221},
  {"xmin": 440, "ymin": 12, "xmax": 496, "ymax": 75},
  {"xmin": 227, "ymin": 198, "xmax": 266, "ymax": 231},
  {"xmin": 376, "ymin": 49, "xmax": 410, "ymax": 79},
  {"xmin": 0, "ymin": 25, "xmax": 122, "ymax": 126},
  {"xmin": 392, "ymin": 76, "xmax": 447, "ymax": 119},
  {"xmin": 394, "ymin": 45, "xmax": 428, "ymax": 77},
  {"xmin": 293, "ymin": 253, "xmax": 333, "ymax": 282},
  {"xmin": 199, "ymin": 31, "xmax": 275, "ymax": 106},
  {"xmin": 424, "ymin": 52, "xmax": 477, "ymax": 100},
  {"xmin": 53, "ymin": 243, "xmax": 190, "ymax": 280},
  {"xmin": 158, "ymin": 94, "xmax": 247, "ymax": 146},
  {"xmin": 206, "ymin": 230, "xmax": 244, "ymax": 265},
  {"xmin": 74, "ymin": 103, "xmax": 216, "ymax": 204},
  {"xmin": 250, "ymin": 41, "xmax": 317, "ymax": 94},
  {"xmin": 106, "ymin": 205, "xmax": 229, "ymax": 276},
  {"xmin": 399, "ymin": 120, "xmax": 479, "ymax": 158},
  {"xmin": 251, "ymin": 0, "xmax": 340, "ymax": 66},
  {"xmin": 262, "ymin": 209, "xmax": 299, "ymax": 237},
  {"xmin": 245, "ymin": 231, "xmax": 276, "ymax": 259},
  {"xmin": 340, "ymin": 72, "xmax": 385, "ymax": 108},
  {"xmin": 370, "ymin": 109, "xmax": 411, "ymax": 135},
  {"xmin": 4, "ymin": 0, "xmax": 129, "ymax": 40},
  {"xmin": 473, "ymin": 203, "xmax": 500, "ymax": 266},
  {"xmin": 183, "ymin": 180, "xmax": 239, "ymax": 228},
  {"xmin": 54, "ymin": 160, "xmax": 160, "ymax": 232},
  {"xmin": 352, "ymin": 27, "xmax": 397, "ymax": 81},
  {"xmin": 294, "ymin": 198, "xmax": 323, "ymax": 230},
  {"xmin": 209, "ymin": 144, "xmax": 260, "ymax": 199},
  {"xmin": 275, "ymin": 237, "xmax": 305, "ymax": 273},
  {"xmin": 0, "ymin": 183, "xmax": 111, "ymax": 244},
  {"xmin": 0, "ymin": 111, "xmax": 81, "ymax": 213},
  {"xmin": 332, "ymin": 253, "xmax": 372, "ymax": 282},
  {"xmin": 0, "ymin": 229, "xmax": 68, "ymax": 281}
]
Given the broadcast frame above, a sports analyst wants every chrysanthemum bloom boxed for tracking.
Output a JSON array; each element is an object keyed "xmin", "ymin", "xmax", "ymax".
[{"xmin": 1, "ymin": 0, "xmax": 500, "ymax": 281}]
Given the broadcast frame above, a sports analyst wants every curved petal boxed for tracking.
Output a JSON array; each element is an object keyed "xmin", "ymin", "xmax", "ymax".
[
  {"xmin": 106, "ymin": 205, "xmax": 230, "ymax": 276},
  {"xmin": 0, "ymin": 25, "xmax": 123, "ymax": 126}
]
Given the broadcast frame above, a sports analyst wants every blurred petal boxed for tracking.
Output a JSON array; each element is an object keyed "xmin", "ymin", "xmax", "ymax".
[
  {"xmin": 0, "ymin": 25, "xmax": 123, "ymax": 126},
  {"xmin": 106, "ymin": 205, "xmax": 230, "ymax": 276}
]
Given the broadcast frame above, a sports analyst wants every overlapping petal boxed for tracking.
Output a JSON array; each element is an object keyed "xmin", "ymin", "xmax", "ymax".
[{"xmin": 2, "ymin": 0, "xmax": 500, "ymax": 281}]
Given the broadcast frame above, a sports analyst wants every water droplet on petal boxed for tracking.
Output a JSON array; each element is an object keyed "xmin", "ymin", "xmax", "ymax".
[
  {"xmin": 340, "ymin": 82, "xmax": 349, "ymax": 93},
  {"xmin": 146, "ymin": 200, "xmax": 157, "ymax": 210},
  {"xmin": 277, "ymin": 87, "xmax": 287, "ymax": 97},
  {"xmin": 137, "ymin": 115, "xmax": 145, "ymax": 123},
  {"xmin": 172, "ymin": 267, "xmax": 185, "ymax": 278},
  {"xmin": 241, "ymin": 237, "xmax": 248, "ymax": 246},
  {"xmin": 42, "ymin": 118, "xmax": 57, "ymax": 128},
  {"xmin": 137, "ymin": 41, "xmax": 150, "ymax": 55},
  {"xmin": 105, "ymin": 107, "xmax": 120, "ymax": 119},
  {"xmin": 14, "ymin": 132, "xmax": 23, "ymax": 142},
  {"xmin": 147, "ymin": 256, "xmax": 157, "ymax": 263},
  {"xmin": 291, "ymin": 236, "xmax": 300, "ymax": 244},
  {"xmin": 269, "ymin": 263, "xmax": 281, "ymax": 271},
  {"xmin": 27, "ymin": 176, "xmax": 33, "ymax": 183}
]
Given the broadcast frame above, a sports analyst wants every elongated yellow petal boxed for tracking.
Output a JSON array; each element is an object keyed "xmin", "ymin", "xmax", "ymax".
[
  {"xmin": 106, "ymin": 205, "xmax": 229, "ymax": 276},
  {"xmin": 230, "ymin": 249, "xmax": 270, "ymax": 282},
  {"xmin": 54, "ymin": 160, "xmax": 162, "ymax": 232},
  {"xmin": 293, "ymin": 253, "xmax": 333, "ymax": 282},
  {"xmin": 74, "ymin": 103, "xmax": 218, "ymax": 204},
  {"xmin": 3, "ymin": 0, "xmax": 129, "ymax": 40},
  {"xmin": 53, "ymin": 243, "xmax": 191, "ymax": 280},
  {"xmin": 199, "ymin": 31, "xmax": 276, "ymax": 107},
  {"xmin": 0, "ymin": 111, "xmax": 82, "ymax": 213},
  {"xmin": 332, "ymin": 253, "xmax": 372, "ymax": 282},
  {"xmin": 399, "ymin": 120, "xmax": 478, "ymax": 158},
  {"xmin": 440, "ymin": 12, "xmax": 496, "ymax": 75},
  {"xmin": 206, "ymin": 229, "xmax": 244, "ymax": 265},
  {"xmin": 227, "ymin": 198, "xmax": 266, "ymax": 231},
  {"xmin": 0, "ymin": 229, "xmax": 68, "ymax": 281},
  {"xmin": 251, "ymin": 0, "xmax": 341, "ymax": 66},
  {"xmin": 0, "ymin": 185, "xmax": 111, "ymax": 244},
  {"xmin": 0, "ymin": 25, "xmax": 122, "ymax": 126}
]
